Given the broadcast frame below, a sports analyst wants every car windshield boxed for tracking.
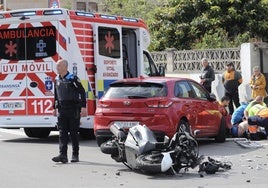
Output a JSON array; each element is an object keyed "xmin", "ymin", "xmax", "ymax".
[{"xmin": 103, "ymin": 82, "xmax": 167, "ymax": 99}]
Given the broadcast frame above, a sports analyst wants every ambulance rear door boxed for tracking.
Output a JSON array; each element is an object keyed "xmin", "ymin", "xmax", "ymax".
[
  {"xmin": 0, "ymin": 15, "xmax": 60, "ymax": 125},
  {"xmin": 23, "ymin": 20, "xmax": 59, "ymax": 118},
  {"xmin": 93, "ymin": 23, "xmax": 123, "ymax": 98},
  {"xmin": 0, "ymin": 22, "xmax": 28, "ymax": 117}
]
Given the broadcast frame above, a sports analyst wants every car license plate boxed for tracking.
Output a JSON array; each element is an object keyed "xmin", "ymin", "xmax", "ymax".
[
  {"xmin": 113, "ymin": 121, "xmax": 140, "ymax": 128},
  {"xmin": 0, "ymin": 101, "xmax": 25, "ymax": 110}
]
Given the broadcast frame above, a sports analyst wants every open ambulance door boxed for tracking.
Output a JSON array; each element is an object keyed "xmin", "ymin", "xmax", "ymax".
[{"xmin": 93, "ymin": 24, "xmax": 124, "ymax": 99}]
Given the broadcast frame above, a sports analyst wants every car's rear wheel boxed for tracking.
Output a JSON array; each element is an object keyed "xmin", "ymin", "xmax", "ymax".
[
  {"xmin": 215, "ymin": 117, "xmax": 226, "ymax": 143},
  {"xmin": 177, "ymin": 119, "xmax": 190, "ymax": 134},
  {"xmin": 96, "ymin": 137, "xmax": 110, "ymax": 147},
  {"xmin": 24, "ymin": 128, "xmax": 51, "ymax": 138},
  {"xmin": 79, "ymin": 128, "xmax": 95, "ymax": 140}
]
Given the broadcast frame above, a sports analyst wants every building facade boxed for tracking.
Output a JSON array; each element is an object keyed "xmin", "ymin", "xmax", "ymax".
[
  {"xmin": 1, "ymin": 0, "xmax": 48, "ymax": 10},
  {"xmin": 72, "ymin": 0, "xmax": 98, "ymax": 12}
]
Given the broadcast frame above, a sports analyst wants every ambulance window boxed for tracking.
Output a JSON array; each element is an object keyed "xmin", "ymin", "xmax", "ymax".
[
  {"xmin": 0, "ymin": 26, "xmax": 57, "ymax": 60},
  {"xmin": 98, "ymin": 27, "xmax": 120, "ymax": 58}
]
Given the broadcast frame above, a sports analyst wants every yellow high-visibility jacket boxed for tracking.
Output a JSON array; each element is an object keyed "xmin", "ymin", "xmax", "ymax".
[{"xmin": 250, "ymin": 73, "xmax": 267, "ymax": 99}]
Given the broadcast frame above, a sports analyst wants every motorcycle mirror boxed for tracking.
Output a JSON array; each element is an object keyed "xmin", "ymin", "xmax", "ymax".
[{"xmin": 161, "ymin": 152, "xmax": 173, "ymax": 172}]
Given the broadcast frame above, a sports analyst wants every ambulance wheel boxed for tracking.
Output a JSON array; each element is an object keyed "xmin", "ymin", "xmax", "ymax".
[
  {"xmin": 24, "ymin": 128, "xmax": 51, "ymax": 138},
  {"xmin": 215, "ymin": 117, "xmax": 226, "ymax": 143},
  {"xmin": 79, "ymin": 128, "xmax": 95, "ymax": 140}
]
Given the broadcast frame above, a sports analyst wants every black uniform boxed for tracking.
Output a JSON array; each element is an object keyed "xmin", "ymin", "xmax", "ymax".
[
  {"xmin": 54, "ymin": 72, "xmax": 86, "ymax": 157},
  {"xmin": 200, "ymin": 65, "xmax": 215, "ymax": 93}
]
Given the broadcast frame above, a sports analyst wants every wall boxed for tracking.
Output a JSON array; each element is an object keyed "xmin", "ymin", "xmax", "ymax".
[{"xmin": 163, "ymin": 43, "xmax": 268, "ymax": 102}]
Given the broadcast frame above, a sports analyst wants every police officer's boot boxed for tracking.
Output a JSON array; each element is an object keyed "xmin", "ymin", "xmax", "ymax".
[
  {"xmin": 52, "ymin": 154, "xmax": 68, "ymax": 163},
  {"xmin": 71, "ymin": 153, "xmax": 79, "ymax": 163}
]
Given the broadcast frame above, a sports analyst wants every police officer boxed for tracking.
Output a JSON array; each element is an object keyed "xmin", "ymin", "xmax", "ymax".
[{"xmin": 52, "ymin": 59, "xmax": 86, "ymax": 163}]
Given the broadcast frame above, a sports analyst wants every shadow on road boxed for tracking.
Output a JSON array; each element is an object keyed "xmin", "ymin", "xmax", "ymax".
[
  {"xmin": 3, "ymin": 135, "xmax": 98, "ymax": 147},
  {"xmin": 197, "ymin": 138, "xmax": 263, "ymax": 156},
  {"xmin": 53, "ymin": 160, "xmax": 123, "ymax": 168}
]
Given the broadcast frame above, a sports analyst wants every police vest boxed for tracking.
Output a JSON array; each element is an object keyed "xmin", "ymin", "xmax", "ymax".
[{"xmin": 55, "ymin": 73, "xmax": 79, "ymax": 102}]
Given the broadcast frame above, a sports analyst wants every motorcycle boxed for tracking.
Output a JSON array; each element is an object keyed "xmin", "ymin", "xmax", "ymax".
[{"xmin": 100, "ymin": 124, "xmax": 203, "ymax": 174}]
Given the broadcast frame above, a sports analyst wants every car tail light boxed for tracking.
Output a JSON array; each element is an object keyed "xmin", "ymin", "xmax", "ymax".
[
  {"xmin": 98, "ymin": 101, "xmax": 111, "ymax": 108},
  {"xmin": 145, "ymin": 100, "xmax": 173, "ymax": 108}
]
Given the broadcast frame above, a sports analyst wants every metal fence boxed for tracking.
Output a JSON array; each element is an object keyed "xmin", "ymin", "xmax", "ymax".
[{"xmin": 151, "ymin": 48, "xmax": 241, "ymax": 73}]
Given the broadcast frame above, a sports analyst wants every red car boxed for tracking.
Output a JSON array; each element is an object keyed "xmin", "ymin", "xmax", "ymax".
[{"xmin": 94, "ymin": 76, "xmax": 225, "ymax": 146}]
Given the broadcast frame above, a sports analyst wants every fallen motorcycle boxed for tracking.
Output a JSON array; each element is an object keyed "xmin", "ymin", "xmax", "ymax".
[{"xmin": 100, "ymin": 124, "xmax": 203, "ymax": 174}]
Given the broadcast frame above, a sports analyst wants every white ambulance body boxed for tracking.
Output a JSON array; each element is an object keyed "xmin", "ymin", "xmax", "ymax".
[{"xmin": 0, "ymin": 8, "xmax": 160, "ymax": 138}]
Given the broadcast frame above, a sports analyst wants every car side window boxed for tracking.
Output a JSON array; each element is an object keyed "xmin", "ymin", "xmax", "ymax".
[
  {"xmin": 174, "ymin": 81, "xmax": 193, "ymax": 98},
  {"xmin": 190, "ymin": 82, "xmax": 208, "ymax": 100}
]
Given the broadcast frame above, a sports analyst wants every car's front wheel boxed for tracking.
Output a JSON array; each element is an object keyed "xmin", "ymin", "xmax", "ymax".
[{"xmin": 177, "ymin": 119, "xmax": 190, "ymax": 134}]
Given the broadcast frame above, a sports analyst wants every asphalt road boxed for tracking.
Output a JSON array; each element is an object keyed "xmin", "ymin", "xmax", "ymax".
[{"xmin": 1, "ymin": 128, "xmax": 268, "ymax": 188}]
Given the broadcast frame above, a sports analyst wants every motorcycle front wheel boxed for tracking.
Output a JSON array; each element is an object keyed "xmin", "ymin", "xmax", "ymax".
[
  {"xmin": 136, "ymin": 152, "xmax": 163, "ymax": 174},
  {"xmin": 100, "ymin": 140, "xmax": 119, "ymax": 155}
]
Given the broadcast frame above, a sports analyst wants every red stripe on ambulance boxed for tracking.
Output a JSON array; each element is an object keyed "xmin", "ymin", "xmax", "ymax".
[
  {"xmin": 0, "ymin": 24, "xmax": 10, "ymax": 29},
  {"xmin": 19, "ymin": 88, "xmax": 34, "ymax": 97},
  {"xmin": 57, "ymin": 31, "xmax": 67, "ymax": 50},
  {"xmin": 60, "ymin": 20, "xmax": 66, "ymax": 27},
  {"xmin": 1, "ymin": 91, "xmax": 13, "ymax": 97},
  {"xmin": 14, "ymin": 73, "xmax": 26, "ymax": 80}
]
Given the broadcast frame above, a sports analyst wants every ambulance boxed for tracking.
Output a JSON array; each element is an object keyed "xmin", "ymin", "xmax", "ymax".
[{"xmin": 0, "ymin": 8, "xmax": 162, "ymax": 138}]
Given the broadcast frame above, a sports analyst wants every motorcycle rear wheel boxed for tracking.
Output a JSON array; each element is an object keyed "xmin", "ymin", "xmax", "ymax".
[
  {"xmin": 136, "ymin": 153, "xmax": 163, "ymax": 174},
  {"xmin": 100, "ymin": 140, "xmax": 119, "ymax": 155}
]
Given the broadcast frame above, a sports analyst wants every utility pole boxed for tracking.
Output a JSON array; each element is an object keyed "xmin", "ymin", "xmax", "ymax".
[{"xmin": 3, "ymin": 0, "xmax": 6, "ymax": 11}]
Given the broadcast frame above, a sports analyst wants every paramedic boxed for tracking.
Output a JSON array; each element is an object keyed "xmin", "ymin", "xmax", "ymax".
[{"xmin": 52, "ymin": 59, "xmax": 87, "ymax": 163}]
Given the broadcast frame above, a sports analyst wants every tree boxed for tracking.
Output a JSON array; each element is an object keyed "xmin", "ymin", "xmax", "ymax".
[
  {"xmin": 150, "ymin": 0, "xmax": 268, "ymax": 50},
  {"xmin": 100, "ymin": 0, "xmax": 164, "ymax": 21}
]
